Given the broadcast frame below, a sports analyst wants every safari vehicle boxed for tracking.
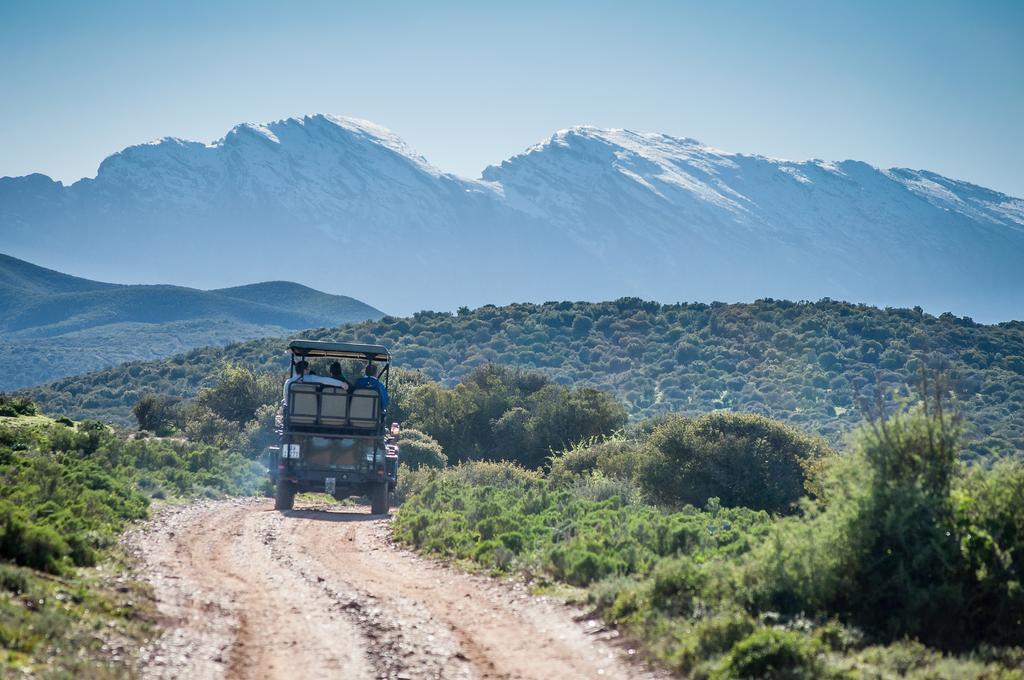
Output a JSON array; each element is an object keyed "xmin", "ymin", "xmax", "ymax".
[{"xmin": 268, "ymin": 339, "xmax": 398, "ymax": 514}]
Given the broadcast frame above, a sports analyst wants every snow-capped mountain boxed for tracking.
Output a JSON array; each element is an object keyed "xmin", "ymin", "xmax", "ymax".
[{"xmin": 2, "ymin": 115, "xmax": 1022, "ymax": 320}]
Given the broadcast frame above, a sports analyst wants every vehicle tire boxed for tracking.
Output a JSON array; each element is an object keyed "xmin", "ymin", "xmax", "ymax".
[
  {"xmin": 370, "ymin": 481, "xmax": 390, "ymax": 515},
  {"xmin": 275, "ymin": 480, "xmax": 295, "ymax": 511}
]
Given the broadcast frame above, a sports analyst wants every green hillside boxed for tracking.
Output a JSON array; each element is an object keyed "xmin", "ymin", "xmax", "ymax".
[
  {"xmin": 0, "ymin": 253, "xmax": 114, "ymax": 295},
  {"xmin": 0, "ymin": 254, "xmax": 384, "ymax": 390},
  {"xmin": 27, "ymin": 298, "xmax": 1024, "ymax": 457}
]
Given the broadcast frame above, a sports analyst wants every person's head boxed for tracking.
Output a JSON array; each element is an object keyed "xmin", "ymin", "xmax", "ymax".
[
  {"xmin": 295, "ymin": 359, "xmax": 309, "ymax": 374},
  {"xmin": 330, "ymin": 361, "xmax": 343, "ymax": 379},
  {"xmin": 364, "ymin": 363, "xmax": 378, "ymax": 377}
]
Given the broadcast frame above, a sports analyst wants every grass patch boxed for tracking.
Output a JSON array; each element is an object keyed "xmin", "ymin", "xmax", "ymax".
[{"xmin": 0, "ymin": 557, "xmax": 154, "ymax": 677}]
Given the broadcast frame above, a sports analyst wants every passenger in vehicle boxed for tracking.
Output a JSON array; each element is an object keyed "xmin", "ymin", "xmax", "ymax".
[
  {"xmin": 355, "ymin": 363, "xmax": 390, "ymax": 412},
  {"xmin": 283, "ymin": 359, "xmax": 310, "ymax": 402},
  {"xmin": 329, "ymin": 361, "xmax": 351, "ymax": 390},
  {"xmin": 283, "ymin": 359, "xmax": 346, "ymax": 405}
]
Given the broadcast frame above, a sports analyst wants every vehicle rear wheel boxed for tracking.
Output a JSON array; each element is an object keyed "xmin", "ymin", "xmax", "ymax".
[
  {"xmin": 370, "ymin": 481, "xmax": 390, "ymax": 515},
  {"xmin": 275, "ymin": 479, "xmax": 295, "ymax": 511}
]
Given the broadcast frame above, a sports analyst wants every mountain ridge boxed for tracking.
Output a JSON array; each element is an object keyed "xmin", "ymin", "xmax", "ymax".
[{"xmin": 2, "ymin": 115, "xmax": 1022, "ymax": 321}]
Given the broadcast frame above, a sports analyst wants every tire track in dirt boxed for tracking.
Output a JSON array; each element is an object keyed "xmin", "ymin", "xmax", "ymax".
[
  {"xmin": 286, "ymin": 505, "xmax": 656, "ymax": 679},
  {"xmin": 130, "ymin": 498, "xmax": 665, "ymax": 680},
  {"xmin": 130, "ymin": 500, "xmax": 372, "ymax": 679}
]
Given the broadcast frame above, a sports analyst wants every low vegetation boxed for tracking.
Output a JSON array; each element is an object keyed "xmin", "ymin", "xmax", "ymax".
[
  {"xmin": 394, "ymin": 392, "xmax": 1024, "ymax": 678},
  {"xmin": 27, "ymin": 298, "xmax": 1024, "ymax": 457},
  {"xmin": 0, "ymin": 560, "xmax": 153, "ymax": 678},
  {"xmin": 0, "ymin": 405, "xmax": 265, "ymax": 674}
]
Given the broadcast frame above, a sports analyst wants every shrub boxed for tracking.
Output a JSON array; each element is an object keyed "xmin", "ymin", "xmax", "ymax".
[
  {"xmin": 952, "ymin": 459, "xmax": 1024, "ymax": 647},
  {"xmin": 718, "ymin": 628, "xmax": 824, "ymax": 679},
  {"xmin": 392, "ymin": 463, "xmax": 436, "ymax": 505},
  {"xmin": 242, "ymin": 402, "xmax": 281, "ymax": 457},
  {"xmin": 743, "ymin": 391, "xmax": 1024, "ymax": 650},
  {"xmin": 639, "ymin": 412, "xmax": 833, "ymax": 513},
  {"xmin": 182, "ymin": 405, "xmax": 242, "ymax": 449},
  {"xmin": 0, "ymin": 563, "xmax": 29, "ymax": 594},
  {"xmin": 0, "ymin": 501, "xmax": 70, "ymax": 574},
  {"xmin": 397, "ymin": 428, "xmax": 447, "ymax": 469},
  {"xmin": 0, "ymin": 395, "xmax": 37, "ymax": 417},
  {"xmin": 549, "ymin": 436, "xmax": 646, "ymax": 487}
]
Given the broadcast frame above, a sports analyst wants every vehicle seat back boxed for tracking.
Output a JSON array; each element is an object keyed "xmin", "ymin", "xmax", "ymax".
[
  {"xmin": 348, "ymin": 388, "xmax": 380, "ymax": 429},
  {"xmin": 288, "ymin": 383, "xmax": 318, "ymax": 424},
  {"xmin": 320, "ymin": 386, "xmax": 349, "ymax": 426}
]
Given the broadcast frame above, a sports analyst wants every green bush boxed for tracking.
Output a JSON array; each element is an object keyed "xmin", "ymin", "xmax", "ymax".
[
  {"xmin": 397, "ymin": 428, "xmax": 447, "ymax": 469},
  {"xmin": 717, "ymin": 628, "xmax": 824, "ymax": 679},
  {"xmin": 0, "ymin": 395, "xmax": 37, "ymax": 417},
  {"xmin": 549, "ymin": 435, "xmax": 648, "ymax": 487},
  {"xmin": 639, "ymin": 412, "xmax": 833, "ymax": 513},
  {"xmin": 743, "ymin": 398, "xmax": 1024, "ymax": 649},
  {"xmin": 548, "ymin": 413, "xmax": 832, "ymax": 515},
  {"xmin": 0, "ymin": 501, "xmax": 70, "ymax": 573},
  {"xmin": 951, "ymin": 459, "xmax": 1024, "ymax": 647}
]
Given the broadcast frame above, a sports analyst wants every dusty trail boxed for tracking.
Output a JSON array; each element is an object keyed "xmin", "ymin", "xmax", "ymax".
[{"xmin": 128, "ymin": 498, "xmax": 662, "ymax": 680}]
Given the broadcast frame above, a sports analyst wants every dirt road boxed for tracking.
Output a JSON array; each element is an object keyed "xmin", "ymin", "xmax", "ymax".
[{"xmin": 127, "ymin": 498, "xmax": 664, "ymax": 679}]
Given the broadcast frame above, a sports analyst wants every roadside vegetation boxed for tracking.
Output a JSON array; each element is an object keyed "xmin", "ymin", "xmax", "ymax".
[
  {"xmin": 27, "ymin": 298, "xmax": 1024, "ymax": 457},
  {"xmin": 394, "ymin": 385, "xmax": 1024, "ymax": 678},
  {"xmin": 0, "ymin": 400, "xmax": 264, "ymax": 675}
]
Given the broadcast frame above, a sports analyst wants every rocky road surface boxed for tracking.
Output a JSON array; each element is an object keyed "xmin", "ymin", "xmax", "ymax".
[{"xmin": 126, "ymin": 498, "xmax": 665, "ymax": 679}]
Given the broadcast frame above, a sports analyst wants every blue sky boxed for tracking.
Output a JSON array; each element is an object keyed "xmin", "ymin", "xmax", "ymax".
[{"xmin": 2, "ymin": 0, "xmax": 1022, "ymax": 196}]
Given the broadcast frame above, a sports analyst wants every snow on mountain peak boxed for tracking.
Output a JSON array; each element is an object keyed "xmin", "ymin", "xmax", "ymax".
[
  {"xmin": 4, "ymin": 115, "xmax": 1024, "ymax": 321},
  {"xmin": 222, "ymin": 122, "xmax": 281, "ymax": 145}
]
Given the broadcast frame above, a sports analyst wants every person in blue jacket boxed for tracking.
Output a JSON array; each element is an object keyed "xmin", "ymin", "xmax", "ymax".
[{"xmin": 355, "ymin": 363, "xmax": 390, "ymax": 413}]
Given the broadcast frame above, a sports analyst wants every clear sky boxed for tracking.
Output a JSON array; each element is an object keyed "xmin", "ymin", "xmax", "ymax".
[{"xmin": 2, "ymin": 0, "xmax": 1022, "ymax": 196}]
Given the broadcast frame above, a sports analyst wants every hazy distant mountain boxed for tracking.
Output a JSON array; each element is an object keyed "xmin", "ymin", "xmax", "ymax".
[
  {"xmin": 2, "ymin": 115, "xmax": 1022, "ymax": 320},
  {"xmin": 0, "ymin": 254, "xmax": 383, "ymax": 390}
]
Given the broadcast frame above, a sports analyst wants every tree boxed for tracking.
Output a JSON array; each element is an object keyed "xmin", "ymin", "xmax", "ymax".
[
  {"xmin": 524, "ymin": 386, "xmax": 628, "ymax": 468},
  {"xmin": 132, "ymin": 394, "xmax": 181, "ymax": 434},
  {"xmin": 195, "ymin": 364, "xmax": 280, "ymax": 426}
]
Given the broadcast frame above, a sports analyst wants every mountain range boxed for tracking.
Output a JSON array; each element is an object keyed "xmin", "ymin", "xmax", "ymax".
[
  {"xmin": 0, "ymin": 253, "xmax": 382, "ymax": 390},
  {"xmin": 2, "ymin": 114, "xmax": 1022, "ymax": 321}
]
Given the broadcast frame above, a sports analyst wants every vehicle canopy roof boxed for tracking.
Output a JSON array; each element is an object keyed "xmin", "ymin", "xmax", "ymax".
[{"xmin": 288, "ymin": 339, "xmax": 390, "ymax": 362}]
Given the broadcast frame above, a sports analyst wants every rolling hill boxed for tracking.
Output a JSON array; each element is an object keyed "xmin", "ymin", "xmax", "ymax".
[
  {"xmin": 2, "ymin": 115, "xmax": 1023, "ymax": 322},
  {"xmin": 0, "ymin": 254, "xmax": 383, "ymax": 390},
  {"xmin": 27, "ymin": 298, "xmax": 1024, "ymax": 458}
]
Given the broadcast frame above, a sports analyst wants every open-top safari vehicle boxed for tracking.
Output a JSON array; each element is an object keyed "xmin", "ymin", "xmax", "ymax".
[{"xmin": 268, "ymin": 339, "xmax": 398, "ymax": 514}]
